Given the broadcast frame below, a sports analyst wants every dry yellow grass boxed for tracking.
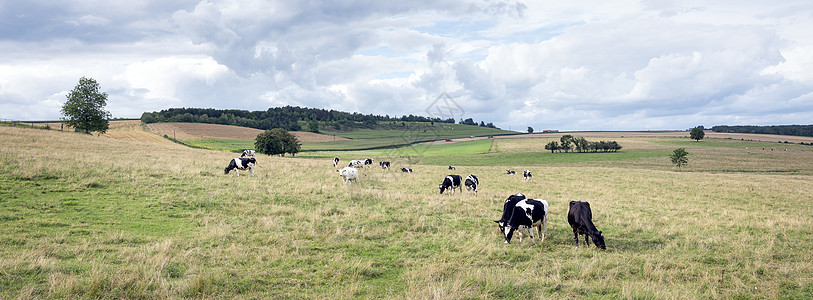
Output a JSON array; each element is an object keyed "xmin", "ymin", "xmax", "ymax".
[{"xmin": 1, "ymin": 125, "xmax": 811, "ymax": 298}]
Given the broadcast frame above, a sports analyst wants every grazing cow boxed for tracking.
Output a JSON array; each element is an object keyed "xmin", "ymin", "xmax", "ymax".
[
  {"xmin": 224, "ymin": 158, "xmax": 256, "ymax": 176},
  {"xmin": 241, "ymin": 150, "xmax": 255, "ymax": 157},
  {"xmin": 494, "ymin": 193, "xmax": 527, "ymax": 234},
  {"xmin": 506, "ymin": 170, "xmax": 516, "ymax": 175},
  {"xmin": 448, "ymin": 166, "xmax": 456, "ymax": 170},
  {"xmin": 464, "ymin": 174, "xmax": 479, "ymax": 194},
  {"xmin": 348, "ymin": 160, "xmax": 365, "ymax": 170},
  {"xmin": 523, "ymin": 170, "xmax": 532, "ymax": 182},
  {"xmin": 333, "ymin": 157, "xmax": 340, "ymax": 168},
  {"xmin": 502, "ymin": 199, "xmax": 549, "ymax": 244},
  {"xmin": 380, "ymin": 161, "xmax": 391, "ymax": 170},
  {"xmin": 364, "ymin": 158, "xmax": 374, "ymax": 168},
  {"xmin": 438, "ymin": 175, "xmax": 463, "ymax": 195},
  {"xmin": 337, "ymin": 167, "xmax": 358, "ymax": 185},
  {"xmin": 567, "ymin": 201, "xmax": 606, "ymax": 250},
  {"xmin": 401, "ymin": 167, "xmax": 413, "ymax": 173}
]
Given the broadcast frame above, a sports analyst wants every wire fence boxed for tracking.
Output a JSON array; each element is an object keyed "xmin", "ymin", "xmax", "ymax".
[{"xmin": 0, "ymin": 118, "xmax": 68, "ymax": 131}]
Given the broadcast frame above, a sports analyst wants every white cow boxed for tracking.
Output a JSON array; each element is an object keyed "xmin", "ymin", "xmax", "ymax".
[
  {"xmin": 241, "ymin": 150, "xmax": 255, "ymax": 157},
  {"xmin": 337, "ymin": 167, "xmax": 358, "ymax": 185}
]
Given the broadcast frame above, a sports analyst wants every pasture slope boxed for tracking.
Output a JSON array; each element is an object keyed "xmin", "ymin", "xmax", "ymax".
[{"xmin": 1, "ymin": 124, "xmax": 812, "ymax": 298}]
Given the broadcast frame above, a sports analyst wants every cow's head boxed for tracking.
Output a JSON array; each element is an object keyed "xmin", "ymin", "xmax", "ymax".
[
  {"xmin": 502, "ymin": 225, "xmax": 516, "ymax": 244},
  {"xmin": 592, "ymin": 231, "xmax": 606, "ymax": 250},
  {"xmin": 438, "ymin": 184, "xmax": 445, "ymax": 194},
  {"xmin": 224, "ymin": 166, "xmax": 232, "ymax": 174},
  {"xmin": 494, "ymin": 220, "xmax": 507, "ymax": 233}
]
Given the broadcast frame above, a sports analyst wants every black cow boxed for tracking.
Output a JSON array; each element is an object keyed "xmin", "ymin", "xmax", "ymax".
[
  {"xmin": 464, "ymin": 174, "xmax": 479, "ymax": 194},
  {"xmin": 448, "ymin": 166, "xmax": 456, "ymax": 170},
  {"xmin": 333, "ymin": 157, "xmax": 340, "ymax": 168},
  {"xmin": 401, "ymin": 167, "xmax": 413, "ymax": 173},
  {"xmin": 364, "ymin": 158, "xmax": 374, "ymax": 167},
  {"xmin": 438, "ymin": 175, "xmax": 462, "ymax": 195},
  {"xmin": 523, "ymin": 170, "xmax": 532, "ymax": 182},
  {"xmin": 494, "ymin": 193, "xmax": 526, "ymax": 234},
  {"xmin": 224, "ymin": 158, "xmax": 256, "ymax": 176},
  {"xmin": 506, "ymin": 169, "xmax": 516, "ymax": 175},
  {"xmin": 379, "ymin": 161, "xmax": 391, "ymax": 170},
  {"xmin": 502, "ymin": 199, "xmax": 549, "ymax": 244},
  {"xmin": 567, "ymin": 201, "xmax": 606, "ymax": 250}
]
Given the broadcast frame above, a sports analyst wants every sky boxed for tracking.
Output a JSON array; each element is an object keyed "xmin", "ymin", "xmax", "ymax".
[{"xmin": 1, "ymin": 0, "xmax": 812, "ymax": 131}]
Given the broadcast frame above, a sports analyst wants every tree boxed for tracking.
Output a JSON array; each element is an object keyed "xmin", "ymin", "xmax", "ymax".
[
  {"xmin": 61, "ymin": 77, "xmax": 111, "ymax": 134},
  {"xmin": 690, "ymin": 127, "xmax": 705, "ymax": 141},
  {"xmin": 307, "ymin": 120, "xmax": 319, "ymax": 133},
  {"xmin": 527, "ymin": 126, "xmax": 534, "ymax": 134},
  {"xmin": 560, "ymin": 135, "xmax": 573, "ymax": 153},
  {"xmin": 544, "ymin": 141, "xmax": 559, "ymax": 153},
  {"xmin": 255, "ymin": 128, "xmax": 301, "ymax": 157},
  {"xmin": 669, "ymin": 148, "xmax": 689, "ymax": 170}
]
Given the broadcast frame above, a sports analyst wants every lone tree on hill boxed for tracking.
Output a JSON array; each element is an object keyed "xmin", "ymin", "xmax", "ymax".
[
  {"xmin": 255, "ymin": 128, "xmax": 301, "ymax": 157},
  {"xmin": 527, "ymin": 126, "xmax": 534, "ymax": 134},
  {"xmin": 61, "ymin": 77, "xmax": 111, "ymax": 135},
  {"xmin": 690, "ymin": 127, "xmax": 705, "ymax": 141},
  {"xmin": 669, "ymin": 148, "xmax": 689, "ymax": 170}
]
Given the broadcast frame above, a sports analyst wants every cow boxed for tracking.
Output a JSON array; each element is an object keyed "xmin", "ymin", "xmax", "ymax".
[
  {"xmin": 506, "ymin": 170, "xmax": 516, "ymax": 175},
  {"xmin": 337, "ymin": 167, "xmax": 358, "ymax": 185},
  {"xmin": 333, "ymin": 157, "xmax": 340, "ymax": 168},
  {"xmin": 494, "ymin": 193, "xmax": 527, "ymax": 234},
  {"xmin": 438, "ymin": 175, "xmax": 462, "ymax": 195},
  {"xmin": 348, "ymin": 160, "xmax": 365, "ymax": 170},
  {"xmin": 464, "ymin": 174, "xmax": 479, "ymax": 194},
  {"xmin": 224, "ymin": 158, "xmax": 256, "ymax": 176},
  {"xmin": 523, "ymin": 170, "xmax": 532, "ymax": 182},
  {"xmin": 364, "ymin": 158, "xmax": 374, "ymax": 168},
  {"xmin": 380, "ymin": 161, "xmax": 391, "ymax": 170},
  {"xmin": 401, "ymin": 167, "xmax": 413, "ymax": 173},
  {"xmin": 567, "ymin": 201, "xmax": 606, "ymax": 250},
  {"xmin": 241, "ymin": 150, "xmax": 255, "ymax": 157},
  {"xmin": 448, "ymin": 166, "xmax": 456, "ymax": 170},
  {"xmin": 501, "ymin": 198, "xmax": 549, "ymax": 244}
]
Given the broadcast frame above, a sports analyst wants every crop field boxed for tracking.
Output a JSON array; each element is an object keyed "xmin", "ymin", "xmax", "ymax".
[{"xmin": 1, "ymin": 125, "xmax": 811, "ymax": 298}]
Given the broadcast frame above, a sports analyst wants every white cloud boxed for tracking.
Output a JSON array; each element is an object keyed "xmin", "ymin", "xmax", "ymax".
[{"xmin": 0, "ymin": 0, "xmax": 811, "ymax": 130}]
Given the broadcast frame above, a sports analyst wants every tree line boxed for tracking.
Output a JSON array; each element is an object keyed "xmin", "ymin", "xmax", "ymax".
[
  {"xmin": 141, "ymin": 106, "xmax": 500, "ymax": 132},
  {"xmin": 711, "ymin": 125, "xmax": 813, "ymax": 137},
  {"xmin": 544, "ymin": 135, "xmax": 622, "ymax": 153}
]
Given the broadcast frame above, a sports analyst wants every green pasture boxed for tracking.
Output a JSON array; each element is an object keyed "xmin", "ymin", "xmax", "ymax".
[{"xmin": 1, "ymin": 126, "xmax": 811, "ymax": 298}]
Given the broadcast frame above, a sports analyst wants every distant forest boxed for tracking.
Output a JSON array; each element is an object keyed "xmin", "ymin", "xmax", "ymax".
[
  {"xmin": 711, "ymin": 125, "xmax": 813, "ymax": 137},
  {"xmin": 141, "ymin": 106, "xmax": 499, "ymax": 131}
]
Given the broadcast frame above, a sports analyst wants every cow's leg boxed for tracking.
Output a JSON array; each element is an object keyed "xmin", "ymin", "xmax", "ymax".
[
  {"xmin": 236, "ymin": 169, "xmax": 239, "ymax": 176},
  {"xmin": 527, "ymin": 227, "xmax": 535, "ymax": 245},
  {"xmin": 573, "ymin": 229, "xmax": 579, "ymax": 244},
  {"xmin": 584, "ymin": 234, "xmax": 590, "ymax": 246},
  {"xmin": 540, "ymin": 217, "xmax": 547, "ymax": 243}
]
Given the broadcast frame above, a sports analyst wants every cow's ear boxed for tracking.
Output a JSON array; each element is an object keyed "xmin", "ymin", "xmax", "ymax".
[{"xmin": 599, "ymin": 231, "xmax": 603, "ymax": 235}]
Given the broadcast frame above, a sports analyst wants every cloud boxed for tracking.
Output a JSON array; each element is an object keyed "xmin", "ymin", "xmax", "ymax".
[{"xmin": 0, "ymin": 0, "xmax": 812, "ymax": 131}]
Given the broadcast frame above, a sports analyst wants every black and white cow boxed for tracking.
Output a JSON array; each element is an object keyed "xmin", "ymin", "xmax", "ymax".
[
  {"xmin": 448, "ymin": 166, "xmax": 456, "ymax": 170},
  {"xmin": 348, "ymin": 160, "xmax": 365, "ymax": 170},
  {"xmin": 506, "ymin": 169, "xmax": 516, "ymax": 175},
  {"xmin": 523, "ymin": 170, "xmax": 532, "ymax": 182},
  {"xmin": 501, "ymin": 198, "xmax": 549, "ymax": 244},
  {"xmin": 333, "ymin": 157, "xmax": 340, "ymax": 168},
  {"xmin": 337, "ymin": 167, "xmax": 358, "ymax": 185},
  {"xmin": 224, "ymin": 158, "xmax": 256, "ymax": 176},
  {"xmin": 494, "ymin": 193, "xmax": 527, "ymax": 234},
  {"xmin": 380, "ymin": 161, "xmax": 391, "ymax": 170},
  {"xmin": 567, "ymin": 201, "xmax": 606, "ymax": 250},
  {"xmin": 241, "ymin": 150, "xmax": 255, "ymax": 157},
  {"xmin": 401, "ymin": 167, "xmax": 413, "ymax": 173},
  {"xmin": 464, "ymin": 174, "xmax": 479, "ymax": 194},
  {"xmin": 438, "ymin": 175, "xmax": 462, "ymax": 195},
  {"xmin": 364, "ymin": 158, "xmax": 374, "ymax": 168}
]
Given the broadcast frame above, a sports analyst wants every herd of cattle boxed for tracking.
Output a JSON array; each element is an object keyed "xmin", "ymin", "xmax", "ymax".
[{"xmin": 223, "ymin": 150, "xmax": 606, "ymax": 249}]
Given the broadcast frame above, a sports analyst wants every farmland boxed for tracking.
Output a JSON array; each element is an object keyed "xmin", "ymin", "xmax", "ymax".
[{"xmin": 1, "ymin": 123, "xmax": 812, "ymax": 298}]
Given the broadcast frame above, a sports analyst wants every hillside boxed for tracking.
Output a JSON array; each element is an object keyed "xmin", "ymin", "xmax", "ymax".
[{"xmin": 1, "ymin": 124, "xmax": 811, "ymax": 298}]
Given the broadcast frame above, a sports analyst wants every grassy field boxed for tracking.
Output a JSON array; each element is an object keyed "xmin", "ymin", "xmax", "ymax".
[{"xmin": 1, "ymin": 126, "xmax": 811, "ymax": 298}]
